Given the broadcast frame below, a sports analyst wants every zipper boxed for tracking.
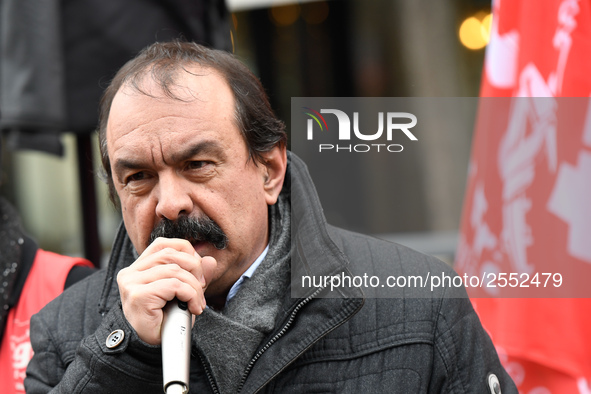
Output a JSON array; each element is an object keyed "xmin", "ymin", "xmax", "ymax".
[
  {"xmin": 236, "ymin": 286, "xmax": 325, "ymax": 393},
  {"xmin": 197, "ymin": 350, "xmax": 220, "ymax": 394}
]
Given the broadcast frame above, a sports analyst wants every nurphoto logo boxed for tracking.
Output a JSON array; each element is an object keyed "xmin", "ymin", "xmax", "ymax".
[{"xmin": 303, "ymin": 107, "xmax": 418, "ymax": 153}]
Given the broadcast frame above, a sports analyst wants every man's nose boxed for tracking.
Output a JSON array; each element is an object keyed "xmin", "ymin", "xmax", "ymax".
[{"xmin": 155, "ymin": 173, "xmax": 194, "ymax": 221}]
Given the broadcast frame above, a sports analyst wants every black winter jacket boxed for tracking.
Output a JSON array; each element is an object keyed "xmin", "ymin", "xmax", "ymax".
[{"xmin": 25, "ymin": 153, "xmax": 516, "ymax": 393}]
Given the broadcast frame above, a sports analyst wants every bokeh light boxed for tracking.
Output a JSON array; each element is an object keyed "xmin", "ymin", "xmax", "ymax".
[{"xmin": 459, "ymin": 12, "xmax": 492, "ymax": 50}]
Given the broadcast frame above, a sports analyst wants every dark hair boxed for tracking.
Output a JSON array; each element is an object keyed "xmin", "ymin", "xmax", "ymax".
[{"xmin": 98, "ymin": 40, "xmax": 286, "ymax": 203}]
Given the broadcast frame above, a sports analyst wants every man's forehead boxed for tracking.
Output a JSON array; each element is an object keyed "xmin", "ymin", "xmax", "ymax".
[
  {"xmin": 106, "ymin": 65, "xmax": 239, "ymax": 150},
  {"xmin": 117, "ymin": 65, "xmax": 229, "ymax": 101},
  {"xmin": 107, "ymin": 65, "xmax": 235, "ymax": 133}
]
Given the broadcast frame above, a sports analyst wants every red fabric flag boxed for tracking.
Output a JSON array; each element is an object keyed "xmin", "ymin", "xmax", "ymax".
[{"xmin": 456, "ymin": 0, "xmax": 591, "ymax": 392}]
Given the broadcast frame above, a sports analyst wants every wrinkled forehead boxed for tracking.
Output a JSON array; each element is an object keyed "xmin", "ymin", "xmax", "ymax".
[{"xmin": 106, "ymin": 66, "xmax": 237, "ymax": 144}]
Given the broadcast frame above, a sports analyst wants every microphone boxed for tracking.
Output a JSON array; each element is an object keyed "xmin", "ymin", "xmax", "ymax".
[{"xmin": 161, "ymin": 298, "xmax": 192, "ymax": 394}]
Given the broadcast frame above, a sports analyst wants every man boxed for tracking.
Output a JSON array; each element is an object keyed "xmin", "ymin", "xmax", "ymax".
[{"xmin": 25, "ymin": 41, "xmax": 516, "ymax": 393}]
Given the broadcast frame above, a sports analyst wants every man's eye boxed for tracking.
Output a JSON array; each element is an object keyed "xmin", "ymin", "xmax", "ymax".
[
  {"xmin": 186, "ymin": 161, "xmax": 208, "ymax": 170},
  {"xmin": 126, "ymin": 172, "xmax": 146, "ymax": 183}
]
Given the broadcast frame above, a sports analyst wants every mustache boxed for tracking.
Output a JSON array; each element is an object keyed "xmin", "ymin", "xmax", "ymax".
[{"xmin": 149, "ymin": 215, "xmax": 229, "ymax": 250}]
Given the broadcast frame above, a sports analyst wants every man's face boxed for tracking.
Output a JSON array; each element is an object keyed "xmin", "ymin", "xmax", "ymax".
[{"xmin": 106, "ymin": 67, "xmax": 285, "ymax": 297}]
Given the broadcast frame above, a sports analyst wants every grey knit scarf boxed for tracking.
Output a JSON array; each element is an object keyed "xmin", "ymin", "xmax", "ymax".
[{"xmin": 193, "ymin": 193, "xmax": 291, "ymax": 394}]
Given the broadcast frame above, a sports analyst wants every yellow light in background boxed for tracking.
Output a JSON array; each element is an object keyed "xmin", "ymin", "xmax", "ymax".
[
  {"xmin": 459, "ymin": 12, "xmax": 492, "ymax": 50},
  {"xmin": 270, "ymin": 4, "xmax": 301, "ymax": 27}
]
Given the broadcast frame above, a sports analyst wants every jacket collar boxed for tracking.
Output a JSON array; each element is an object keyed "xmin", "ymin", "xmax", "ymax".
[{"xmin": 287, "ymin": 151, "xmax": 364, "ymax": 299}]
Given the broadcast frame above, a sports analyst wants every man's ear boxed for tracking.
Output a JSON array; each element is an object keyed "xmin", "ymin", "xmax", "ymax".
[{"xmin": 261, "ymin": 144, "xmax": 287, "ymax": 205}]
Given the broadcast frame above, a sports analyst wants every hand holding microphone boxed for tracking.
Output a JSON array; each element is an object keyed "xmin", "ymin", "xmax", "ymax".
[
  {"xmin": 116, "ymin": 237, "xmax": 217, "ymax": 392},
  {"xmin": 117, "ymin": 238, "xmax": 215, "ymax": 344}
]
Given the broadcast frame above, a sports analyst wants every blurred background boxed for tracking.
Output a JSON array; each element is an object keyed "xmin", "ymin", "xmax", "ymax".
[{"xmin": 0, "ymin": 0, "xmax": 493, "ymax": 267}]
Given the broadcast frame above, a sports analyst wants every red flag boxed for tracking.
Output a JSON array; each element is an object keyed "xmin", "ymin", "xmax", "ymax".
[{"xmin": 456, "ymin": 0, "xmax": 591, "ymax": 392}]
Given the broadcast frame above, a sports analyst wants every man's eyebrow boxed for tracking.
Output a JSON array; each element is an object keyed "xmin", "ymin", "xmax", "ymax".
[
  {"xmin": 113, "ymin": 158, "xmax": 147, "ymax": 177},
  {"xmin": 170, "ymin": 140, "xmax": 226, "ymax": 163}
]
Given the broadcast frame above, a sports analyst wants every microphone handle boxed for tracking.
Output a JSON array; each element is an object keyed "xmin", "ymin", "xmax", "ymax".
[{"xmin": 162, "ymin": 298, "xmax": 192, "ymax": 394}]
